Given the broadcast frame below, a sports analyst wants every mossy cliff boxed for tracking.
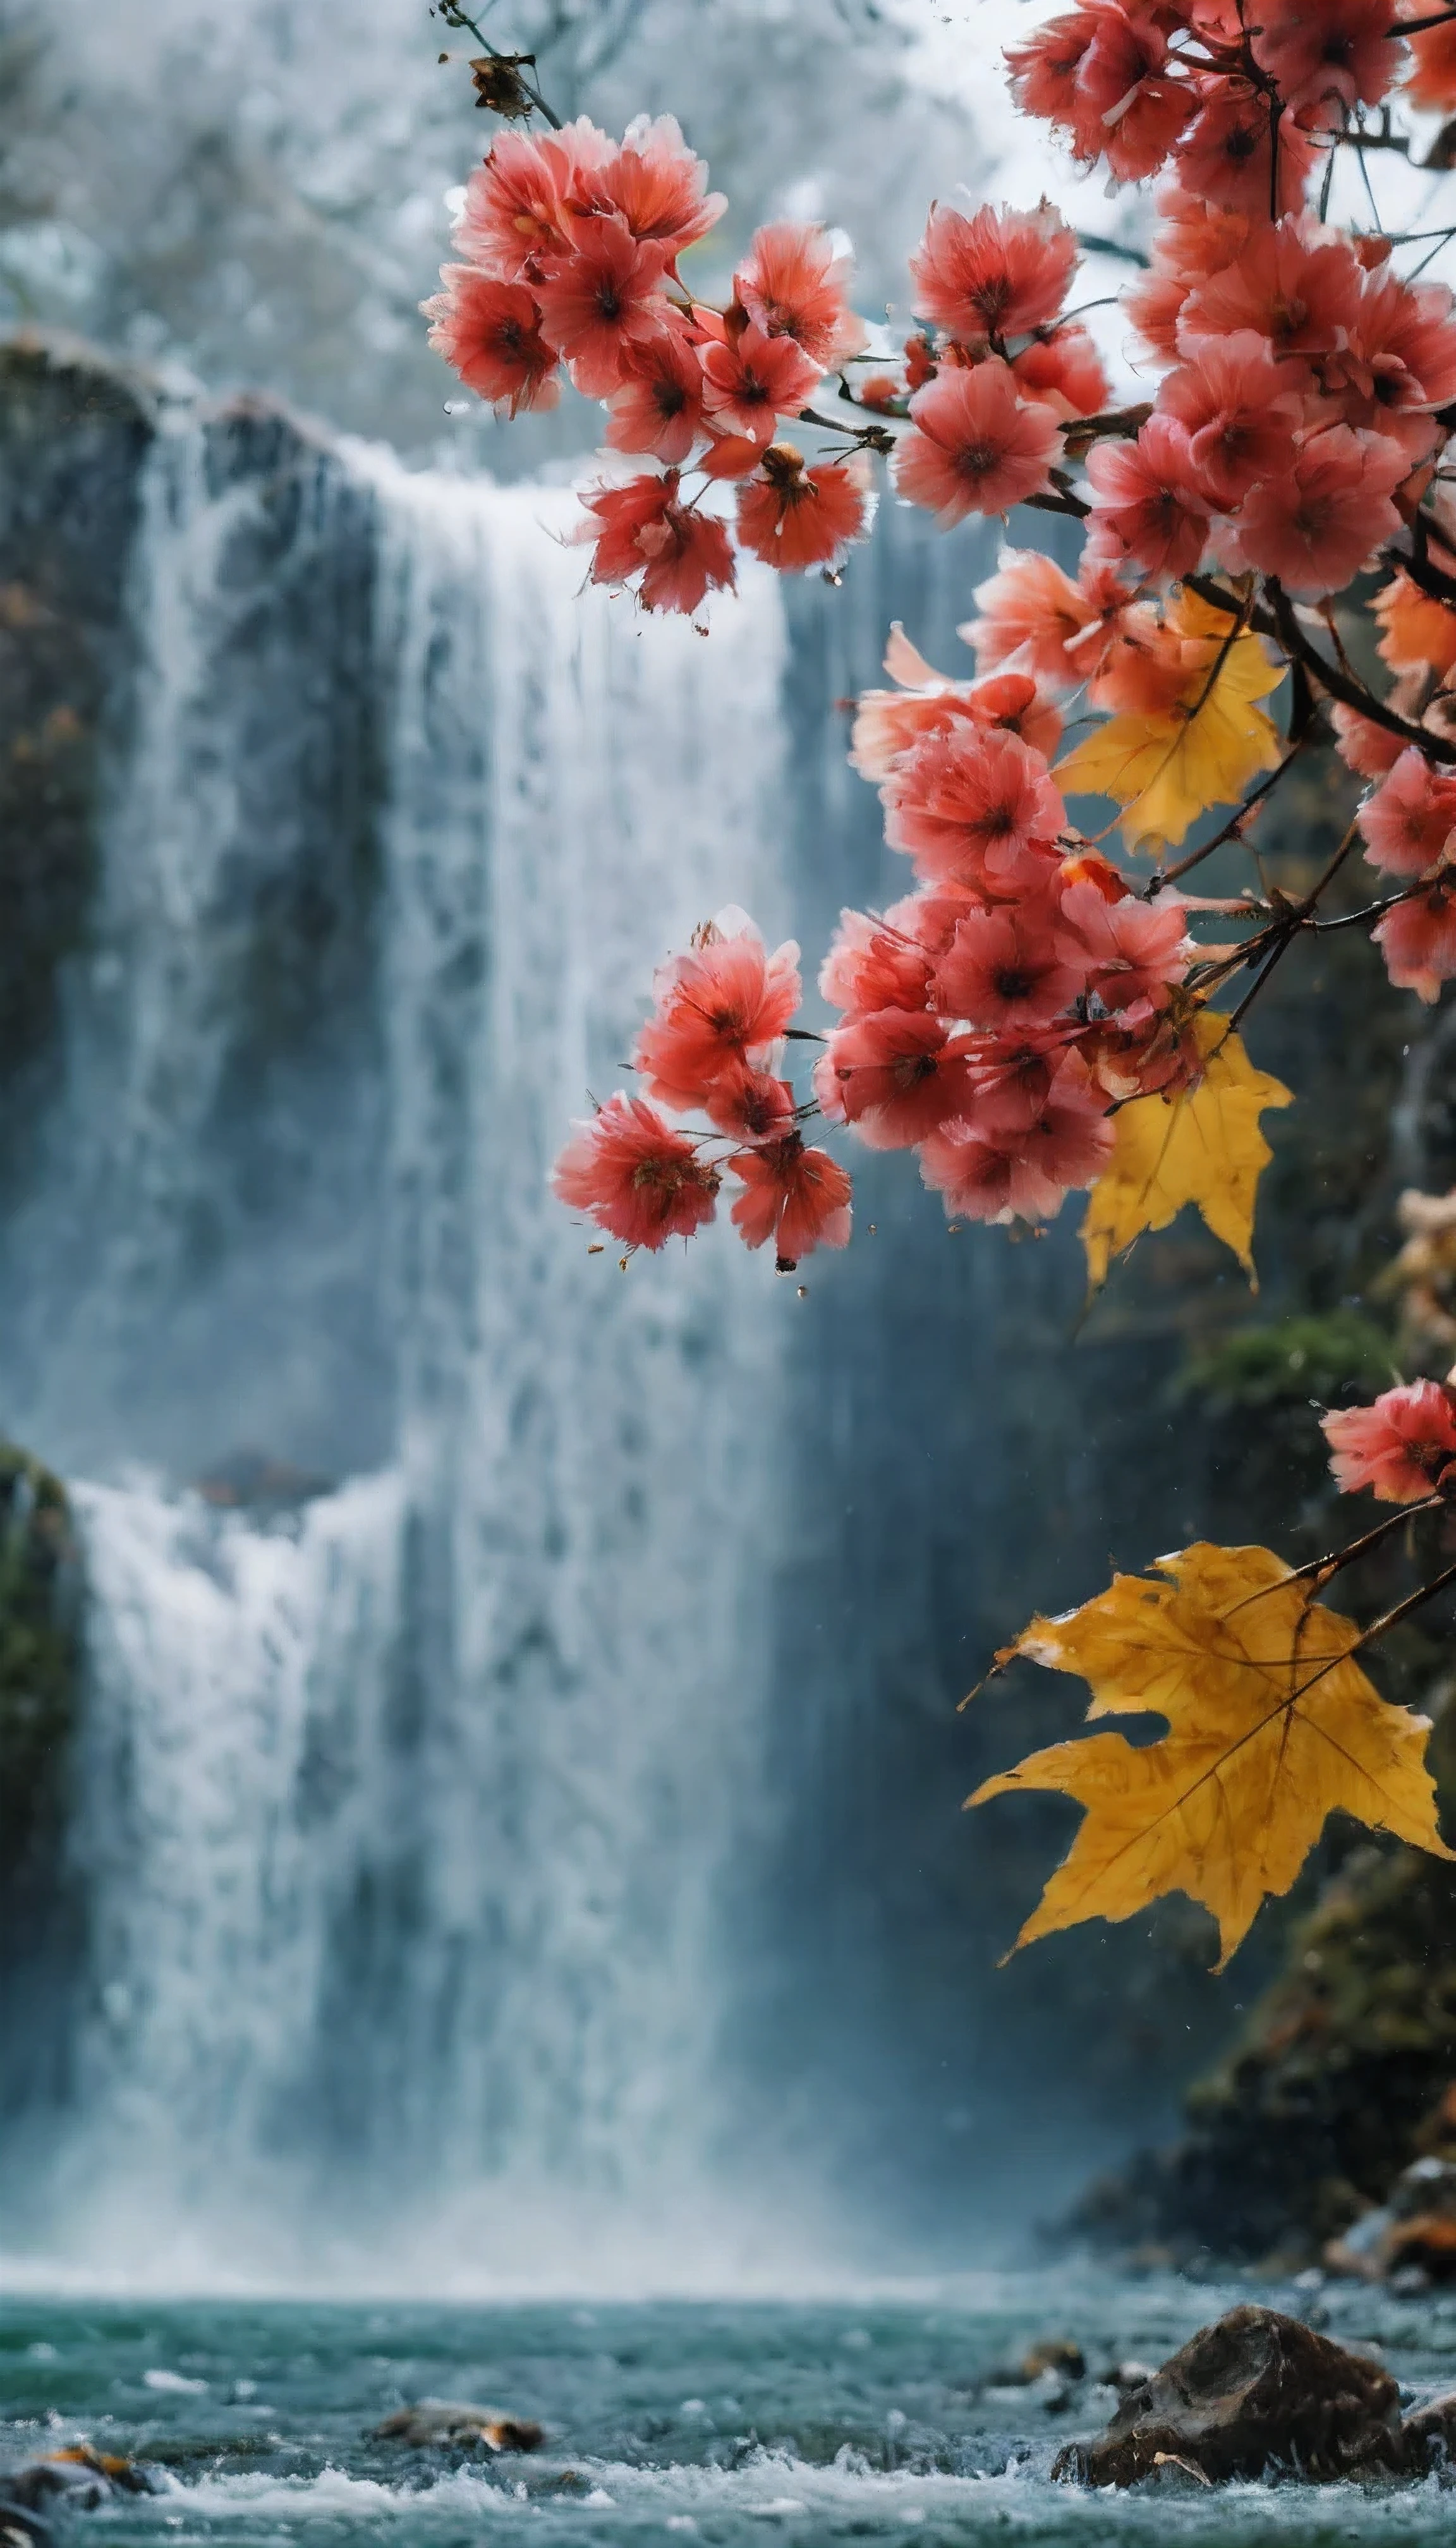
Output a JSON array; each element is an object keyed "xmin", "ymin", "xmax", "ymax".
[
  {"xmin": 0, "ymin": 335, "xmax": 153, "ymax": 1124},
  {"xmin": 0, "ymin": 1435, "xmax": 83, "ymax": 2122}
]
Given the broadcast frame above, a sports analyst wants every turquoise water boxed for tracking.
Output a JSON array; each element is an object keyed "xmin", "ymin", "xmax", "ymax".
[{"xmin": 6, "ymin": 2278, "xmax": 1456, "ymax": 2547}]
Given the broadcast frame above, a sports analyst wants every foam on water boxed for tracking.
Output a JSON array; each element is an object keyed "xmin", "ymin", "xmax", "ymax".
[{"xmin": 8, "ymin": 2286, "xmax": 1456, "ymax": 2546}]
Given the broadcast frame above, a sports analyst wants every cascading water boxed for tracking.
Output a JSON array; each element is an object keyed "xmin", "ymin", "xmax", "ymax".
[
  {"xmin": 11, "ymin": 406, "xmax": 796, "ymax": 2283},
  {"xmin": 1, "ymin": 354, "xmax": 1261, "ymax": 2285}
]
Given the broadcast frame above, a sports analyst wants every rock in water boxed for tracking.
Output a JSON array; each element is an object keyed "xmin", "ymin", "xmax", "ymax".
[
  {"xmin": 1, "ymin": 2451, "xmax": 157, "ymax": 2513},
  {"xmin": 372, "ymin": 2402, "xmax": 543, "ymax": 2452},
  {"xmin": 1052, "ymin": 2307, "xmax": 1404, "ymax": 2486},
  {"xmin": 1400, "ymin": 2390, "xmax": 1456, "ymax": 2473}
]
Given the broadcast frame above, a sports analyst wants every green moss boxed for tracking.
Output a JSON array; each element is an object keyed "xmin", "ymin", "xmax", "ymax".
[
  {"xmin": 0, "ymin": 1438, "xmax": 80, "ymax": 1871},
  {"xmin": 1176, "ymin": 1312, "xmax": 1398, "ymax": 1412}
]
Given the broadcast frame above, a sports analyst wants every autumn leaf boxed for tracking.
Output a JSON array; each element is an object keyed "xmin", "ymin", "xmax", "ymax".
[
  {"xmin": 970, "ymin": 1542, "xmax": 1452, "ymax": 1967},
  {"xmin": 1081, "ymin": 1010, "xmax": 1292, "ymax": 1292},
  {"xmin": 1055, "ymin": 589, "xmax": 1283, "ymax": 848}
]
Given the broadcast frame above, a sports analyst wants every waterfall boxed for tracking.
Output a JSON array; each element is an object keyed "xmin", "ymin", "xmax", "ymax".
[{"xmin": 14, "ymin": 410, "xmax": 797, "ymax": 2284}]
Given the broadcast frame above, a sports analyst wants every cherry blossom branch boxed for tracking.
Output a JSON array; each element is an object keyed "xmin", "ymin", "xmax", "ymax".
[
  {"xmin": 1261, "ymin": 577, "xmax": 1456, "ymax": 762},
  {"xmin": 1281, "ymin": 1496, "xmax": 1441, "ymax": 1594},
  {"xmin": 434, "ymin": 1, "xmax": 564, "ymax": 126},
  {"xmin": 1312, "ymin": 883, "xmax": 1430, "ymax": 930}
]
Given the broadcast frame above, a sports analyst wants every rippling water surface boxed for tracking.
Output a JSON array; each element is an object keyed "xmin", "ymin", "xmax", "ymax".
[{"xmin": 8, "ymin": 2277, "xmax": 1456, "ymax": 2546}]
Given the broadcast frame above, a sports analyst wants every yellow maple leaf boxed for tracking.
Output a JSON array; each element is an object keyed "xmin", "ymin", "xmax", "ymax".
[
  {"xmin": 970, "ymin": 1542, "xmax": 1452, "ymax": 1967},
  {"xmin": 1081, "ymin": 1010, "xmax": 1292, "ymax": 1292},
  {"xmin": 1056, "ymin": 588, "xmax": 1283, "ymax": 847}
]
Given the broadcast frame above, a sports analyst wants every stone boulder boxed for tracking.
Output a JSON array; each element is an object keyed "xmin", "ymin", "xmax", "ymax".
[
  {"xmin": 1, "ymin": 2449, "xmax": 156, "ymax": 2513},
  {"xmin": 1052, "ymin": 2307, "xmax": 1404, "ymax": 2487},
  {"xmin": 372, "ymin": 2402, "xmax": 543, "ymax": 2453}
]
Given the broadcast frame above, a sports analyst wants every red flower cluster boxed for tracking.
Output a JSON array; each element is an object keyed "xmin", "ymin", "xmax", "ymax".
[
  {"xmin": 1009, "ymin": 3, "xmax": 1400, "ymax": 201},
  {"xmin": 424, "ymin": 118, "xmax": 873, "ymax": 612},
  {"xmin": 551, "ymin": 918, "xmax": 851, "ymax": 1269},
  {"xmin": 1323, "ymin": 1378, "xmax": 1456, "ymax": 1502},
  {"xmin": 819, "ymin": 637, "xmax": 1198, "ymax": 1225},
  {"xmin": 412, "ymin": 0, "xmax": 1456, "ymax": 1282},
  {"xmin": 891, "ymin": 202, "xmax": 1109, "ymax": 526}
]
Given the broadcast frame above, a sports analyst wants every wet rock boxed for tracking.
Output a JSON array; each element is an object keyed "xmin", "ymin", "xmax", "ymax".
[
  {"xmin": 982, "ymin": 2338, "xmax": 1086, "ymax": 2389},
  {"xmin": 1401, "ymin": 2390, "xmax": 1456, "ymax": 2474},
  {"xmin": 2, "ymin": 2450, "xmax": 157, "ymax": 2511},
  {"xmin": 1020, "ymin": 2341, "xmax": 1086, "ymax": 2383},
  {"xmin": 1326, "ymin": 2156, "xmax": 1456, "ymax": 2283},
  {"xmin": 0, "ymin": 1440, "xmax": 85, "ymax": 2128},
  {"xmin": 0, "ymin": 2504, "xmax": 51, "ymax": 2548},
  {"xmin": 1051, "ymin": 2306, "xmax": 1404, "ymax": 2488},
  {"xmin": 372, "ymin": 2401, "xmax": 544, "ymax": 2453}
]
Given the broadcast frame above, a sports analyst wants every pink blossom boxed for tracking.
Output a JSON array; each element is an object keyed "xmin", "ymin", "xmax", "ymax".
[
  {"xmin": 1214, "ymin": 425, "xmax": 1409, "ymax": 597},
  {"xmin": 1332, "ymin": 699, "xmax": 1409, "ymax": 780},
  {"xmin": 931, "ymin": 901, "xmax": 1087, "ymax": 1032},
  {"xmin": 533, "ymin": 215, "xmax": 669, "ymax": 396},
  {"xmin": 969, "ymin": 550, "xmax": 1117, "ymax": 689},
  {"xmin": 598, "ymin": 114, "xmax": 726, "ymax": 256},
  {"xmin": 814, "ymin": 1010, "xmax": 974, "ymax": 1149},
  {"xmin": 422, "ymin": 269, "xmax": 559, "ymax": 417},
  {"xmin": 893, "ymin": 362, "xmax": 1062, "ymax": 524},
  {"xmin": 552, "ymin": 1093, "xmax": 719, "ymax": 1250},
  {"xmin": 1055, "ymin": 880, "xmax": 1192, "ymax": 1010},
  {"xmin": 1084, "ymin": 416, "xmax": 1211, "ymax": 583},
  {"xmin": 1321, "ymin": 1380, "xmax": 1456, "ymax": 1502},
  {"xmin": 698, "ymin": 321, "xmax": 822, "ymax": 446},
  {"xmin": 964, "ymin": 672, "xmax": 1064, "ymax": 763},
  {"xmin": 604, "ymin": 319, "xmax": 707, "ymax": 464},
  {"xmin": 1008, "ymin": 7, "xmax": 1192, "ymax": 181},
  {"xmin": 1011, "ymin": 327, "xmax": 1110, "ymax": 422},
  {"xmin": 1171, "ymin": 80, "xmax": 1318, "ymax": 216},
  {"xmin": 634, "ymin": 922, "xmax": 801, "ymax": 1107},
  {"xmin": 452, "ymin": 120, "xmax": 612, "ymax": 281},
  {"xmin": 909, "ymin": 202, "xmax": 1077, "ymax": 344},
  {"xmin": 578, "ymin": 472, "xmax": 736, "ymax": 615},
  {"xmin": 919, "ymin": 1055, "xmax": 1114, "ymax": 1223},
  {"xmin": 729, "ymin": 1134, "xmax": 853, "ymax": 1266},
  {"xmin": 1337, "ymin": 270, "xmax": 1456, "ymax": 459},
  {"xmin": 1250, "ymin": 0, "xmax": 1402, "ymax": 124},
  {"xmin": 883, "ymin": 724, "xmax": 1066, "ymax": 887},
  {"xmin": 818, "ymin": 911, "xmax": 935, "ymax": 1017},
  {"xmin": 1359, "ymin": 748, "xmax": 1456, "ymax": 879},
  {"xmin": 736, "ymin": 450, "xmax": 870, "ymax": 571},
  {"xmin": 1374, "ymin": 881, "xmax": 1456, "ymax": 1002},
  {"xmin": 1155, "ymin": 331, "xmax": 1301, "ymax": 507},
  {"xmin": 703, "ymin": 1065, "xmax": 798, "ymax": 1143},
  {"xmin": 1179, "ymin": 219, "xmax": 1365, "ymax": 361},
  {"xmin": 734, "ymin": 221, "xmax": 867, "ymax": 367}
]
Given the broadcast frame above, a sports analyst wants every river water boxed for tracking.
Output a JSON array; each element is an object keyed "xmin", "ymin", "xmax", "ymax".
[{"xmin": 6, "ymin": 2279, "xmax": 1456, "ymax": 2546}]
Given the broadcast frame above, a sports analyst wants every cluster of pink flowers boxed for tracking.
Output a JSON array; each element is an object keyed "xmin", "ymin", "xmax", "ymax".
[
  {"xmin": 552, "ymin": 573, "xmax": 1210, "ymax": 1260},
  {"xmin": 418, "ymin": 0, "xmax": 1456, "ymax": 1277},
  {"xmin": 820, "ymin": 610, "xmax": 1196, "ymax": 1227},
  {"xmin": 995, "ymin": 1, "xmax": 1456, "ymax": 1012},
  {"xmin": 1323, "ymin": 1377, "xmax": 1456, "ymax": 1502},
  {"xmin": 1090, "ymin": 209, "xmax": 1456, "ymax": 596},
  {"xmin": 552, "ymin": 917, "xmax": 852, "ymax": 1268},
  {"xmin": 883, "ymin": 200, "xmax": 1111, "ymax": 525},
  {"xmin": 1010, "ymin": 1, "xmax": 1453, "ymax": 199},
  {"xmin": 424, "ymin": 114, "xmax": 874, "ymax": 610}
]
